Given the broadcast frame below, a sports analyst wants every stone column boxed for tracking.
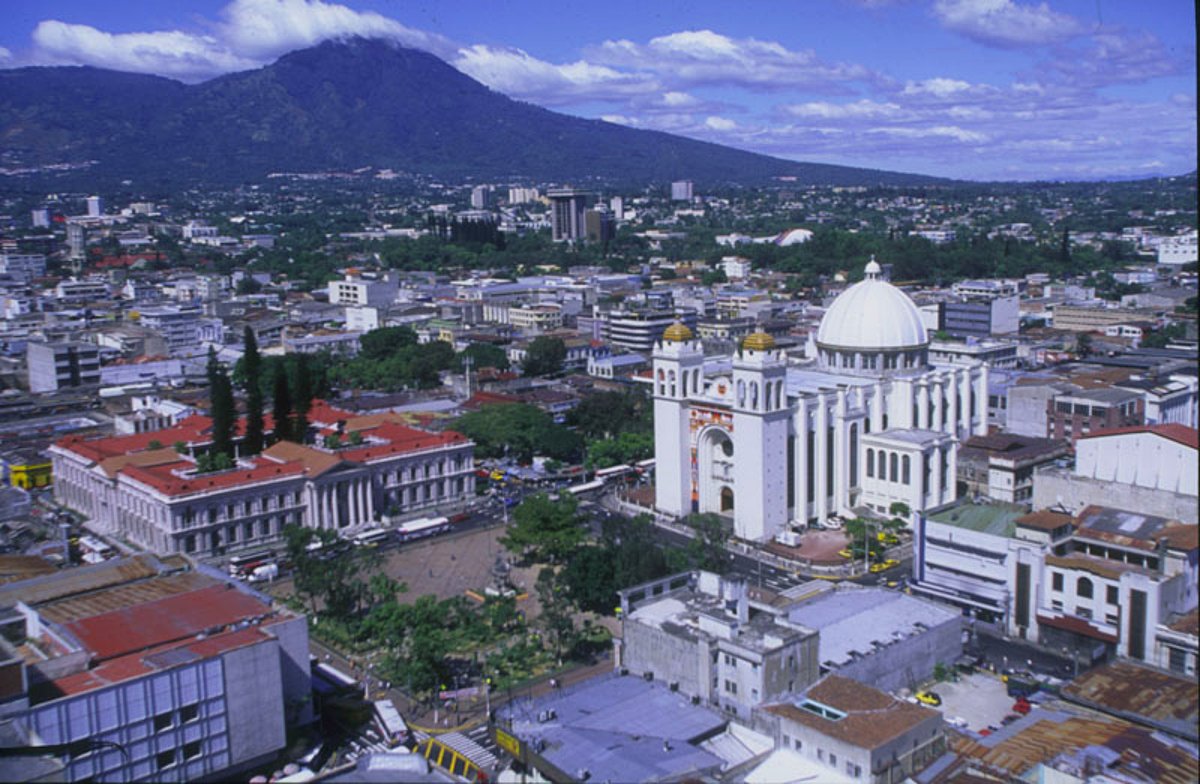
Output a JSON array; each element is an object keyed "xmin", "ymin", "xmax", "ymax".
[
  {"xmin": 917, "ymin": 384, "xmax": 930, "ymax": 429},
  {"xmin": 975, "ymin": 364, "xmax": 990, "ymax": 436},
  {"xmin": 947, "ymin": 439, "xmax": 959, "ymax": 504},
  {"xmin": 834, "ymin": 389, "xmax": 848, "ymax": 516},
  {"xmin": 959, "ymin": 372, "xmax": 972, "ymax": 437},
  {"xmin": 815, "ymin": 395, "xmax": 829, "ymax": 522},
  {"xmin": 948, "ymin": 371, "xmax": 960, "ymax": 440},
  {"xmin": 794, "ymin": 400, "xmax": 809, "ymax": 524},
  {"xmin": 931, "ymin": 446, "xmax": 943, "ymax": 508},
  {"xmin": 933, "ymin": 378, "xmax": 944, "ymax": 432}
]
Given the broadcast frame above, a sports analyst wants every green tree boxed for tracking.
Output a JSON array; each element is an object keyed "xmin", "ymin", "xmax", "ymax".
[
  {"xmin": 294, "ymin": 356, "xmax": 313, "ymax": 441},
  {"xmin": 500, "ymin": 493, "xmax": 586, "ymax": 563},
  {"xmin": 206, "ymin": 348, "xmax": 235, "ymax": 460},
  {"xmin": 566, "ymin": 390, "xmax": 649, "ymax": 439},
  {"xmin": 454, "ymin": 404, "xmax": 582, "ymax": 463},
  {"xmin": 522, "ymin": 336, "xmax": 567, "ymax": 377},
  {"xmin": 359, "ymin": 326, "xmax": 418, "ymax": 361},
  {"xmin": 1076, "ymin": 332, "xmax": 1094, "ymax": 358},
  {"xmin": 457, "ymin": 342, "xmax": 511, "ymax": 373},
  {"xmin": 536, "ymin": 567, "xmax": 576, "ymax": 665},
  {"xmin": 272, "ymin": 366, "xmax": 293, "ymax": 442},
  {"xmin": 241, "ymin": 327, "xmax": 265, "ymax": 454},
  {"xmin": 685, "ymin": 513, "xmax": 731, "ymax": 573},
  {"xmin": 587, "ymin": 432, "xmax": 654, "ymax": 469}
]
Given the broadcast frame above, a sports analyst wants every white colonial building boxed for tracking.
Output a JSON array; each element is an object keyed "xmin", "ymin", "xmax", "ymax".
[{"xmin": 653, "ymin": 260, "xmax": 988, "ymax": 542}]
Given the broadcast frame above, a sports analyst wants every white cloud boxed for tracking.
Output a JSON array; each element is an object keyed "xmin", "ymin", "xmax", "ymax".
[
  {"xmin": 704, "ymin": 116, "xmax": 737, "ymax": 131},
  {"xmin": 933, "ymin": 0, "xmax": 1086, "ymax": 48},
  {"xmin": 589, "ymin": 29, "xmax": 876, "ymax": 91},
  {"xmin": 784, "ymin": 99, "xmax": 906, "ymax": 119},
  {"xmin": 218, "ymin": 0, "xmax": 456, "ymax": 60},
  {"xmin": 902, "ymin": 77, "xmax": 973, "ymax": 97},
  {"xmin": 30, "ymin": 20, "xmax": 258, "ymax": 79},
  {"xmin": 869, "ymin": 125, "xmax": 989, "ymax": 143},
  {"xmin": 452, "ymin": 45, "xmax": 656, "ymax": 105},
  {"xmin": 0, "ymin": 46, "xmax": 11, "ymax": 61}
]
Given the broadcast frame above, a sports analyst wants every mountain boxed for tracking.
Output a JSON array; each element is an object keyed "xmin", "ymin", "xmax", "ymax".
[{"xmin": 0, "ymin": 38, "xmax": 943, "ymax": 188}]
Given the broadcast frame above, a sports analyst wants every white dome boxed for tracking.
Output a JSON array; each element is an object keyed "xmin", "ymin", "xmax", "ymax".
[{"xmin": 816, "ymin": 267, "xmax": 927, "ymax": 350}]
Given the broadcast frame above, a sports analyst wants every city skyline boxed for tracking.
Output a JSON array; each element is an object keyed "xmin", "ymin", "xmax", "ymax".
[{"xmin": 0, "ymin": 0, "xmax": 1195, "ymax": 183}]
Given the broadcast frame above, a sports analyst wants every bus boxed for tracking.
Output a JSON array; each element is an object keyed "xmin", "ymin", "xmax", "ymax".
[
  {"xmin": 78, "ymin": 535, "xmax": 116, "ymax": 564},
  {"xmin": 351, "ymin": 528, "xmax": 390, "ymax": 548},
  {"xmin": 635, "ymin": 458, "xmax": 656, "ymax": 475},
  {"xmin": 566, "ymin": 479, "xmax": 605, "ymax": 498},
  {"xmin": 594, "ymin": 464, "xmax": 635, "ymax": 484},
  {"xmin": 228, "ymin": 550, "xmax": 273, "ymax": 577},
  {"xmin": 396, "ymin": 516, "xmax": 451, "ymax": 543},
  {"xmin": 373, "ymin": 699, "xmax": 408, "ymax": 747}
]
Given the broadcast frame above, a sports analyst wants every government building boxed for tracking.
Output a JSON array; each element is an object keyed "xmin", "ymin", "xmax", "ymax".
[
  {"xmin": 50, "ymin": 402, "xmax": 475, "ymax": 558},
  {"xmin": 653, "ymin": 260, "xmax": 988, "ymax": 542}
]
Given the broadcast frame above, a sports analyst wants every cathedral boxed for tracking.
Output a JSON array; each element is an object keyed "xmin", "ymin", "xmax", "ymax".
[{"xmin": 653, "ymin": 260, "xmax": 989, "ymax": 542}]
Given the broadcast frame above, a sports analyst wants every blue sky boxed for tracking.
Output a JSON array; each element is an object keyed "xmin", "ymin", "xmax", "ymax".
[{"xmin": 1, "ymin": 0, "xmax": 1195, "ymax": 181}]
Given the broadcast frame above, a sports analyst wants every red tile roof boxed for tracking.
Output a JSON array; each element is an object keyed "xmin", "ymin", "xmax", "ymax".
[
  {"xmin": 121, "ymin": 455, "xmax": 307, "ymax": 497},
  {"xmin": 64, "ymin": 584, "xmax": 273, "ymax": 661},
  {"xmin": 1080, "ymin": 423, "xmax": 1199, "ymax": 450}
]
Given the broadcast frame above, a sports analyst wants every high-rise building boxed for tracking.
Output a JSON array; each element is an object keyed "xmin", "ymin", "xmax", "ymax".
[
  {"xmin": 30, "ymin": 208, "xmax": 51, "ymax": 228},
  {"xmin": 470, "ymin": 185, "xmax": 493, "ymax": 210},
  {"xmin": 67, "ymin": 222, "xmax": 87, "ymax": 261},
  {"xmin": 86, "ymin": 195, "xmax": 103, "ymax": 217},
  {"xmin": 585, "ymin": 207, "xmax": 615, "ymax": 244},
  {"xmin": 547, "ymin": 188, "xmax": 596, "ymax": 243},
  {"xmin": 26, "ymin": 340, "xmax": 101, "ymax": 392},
  {"xmin": 671, "ymin": 180, "xmax": 694, "ymax": 201}
]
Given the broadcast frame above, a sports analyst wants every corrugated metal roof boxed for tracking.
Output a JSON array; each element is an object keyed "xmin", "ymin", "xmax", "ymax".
[
  {"xmin": 37, "ymin": 571, "xmax": 215, "ymax": 624},
  {"xmin": 1061, "ymin": 661, "xmax": 1198, "ymax": 741},
  {"xmin": 64, "ymin": 583, "xmax": 272, "ymax": 662},
  {"xmin": 0, "ymin": 554, "xmax": 162, "ymax": 608}
]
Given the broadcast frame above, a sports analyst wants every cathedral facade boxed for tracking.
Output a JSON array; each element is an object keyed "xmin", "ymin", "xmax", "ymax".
[{"xmin": 653, "ymin": 261, "xmax": 989, "ymax": 542}]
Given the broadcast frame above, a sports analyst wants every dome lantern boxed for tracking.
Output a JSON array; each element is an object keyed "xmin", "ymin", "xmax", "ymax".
[{"xmin": 662, "ymin": 321, "xmax": 694, "ymax": 343}]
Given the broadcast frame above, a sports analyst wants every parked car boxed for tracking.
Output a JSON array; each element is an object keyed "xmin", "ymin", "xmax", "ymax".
[{"xmin": 915, "ymin": 691, "xmax": 942, "ymax": 707}]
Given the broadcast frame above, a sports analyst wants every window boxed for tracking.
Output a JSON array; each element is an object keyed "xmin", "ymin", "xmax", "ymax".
[
  {"xmin": 1076, "ymin": 607, "xmax": 1092, "ymax": 619},
  {"xmin": 1107, "ymin": 585, "xmax": 1118, "ymax": 604},
  {"xmin": 902, "ymin": 455, "xmax": 911, "ymax": 485},
  {"xmin": 1168, "ymin": 647, "xmax": 1188, "ymax": 673},
  {"xmin": 866, "ymin": 449, "xmax": 875, "ymax": 478},
  {"xmin": 183, "ymin": 741, "xmax": 202, "ymax": 761},
  {"xmin": 818, "ymin": 749, "xmax": 825, "ymax": 762},
  {"xmin": 724, "ymin": 680, "xmax": 737, "ymax": 695},
  {"xmin": 153, "ymin": 712, "xmax": 173, "ymax": 732},
  {"xmin": 157, "ymin": 750, "xmax": 176, "ymax": 770},
  {"xmin": 1052, "ymin": 572, "xmax": 1063, "ymax": 591},
  {"xmin": 181, "ymin": 704, "xmax": 199, "ymax": 723},
  {"xmin": 794, "ymin": 739, "xmax": 802, "ymax": 750},
  {"xmin": 1077, "ymin": 577, "xmax": 1094, "ymax": 599},
  {"xmin": 1051, "ymin": 600, "xmax": 1063, "ymax": 611},
  {"xmin": 830, "ymin": 753, "xmax": 837, "ymax": 767}
]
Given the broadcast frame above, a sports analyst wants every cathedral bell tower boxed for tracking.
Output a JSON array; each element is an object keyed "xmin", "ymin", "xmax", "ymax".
[
  {"xmin": 653, "ymin": 322, "xmax": 703, "ymax": 517},
  {"xmin": 731, "ymin": 331, "xmax": 790, "ymax": 542}
]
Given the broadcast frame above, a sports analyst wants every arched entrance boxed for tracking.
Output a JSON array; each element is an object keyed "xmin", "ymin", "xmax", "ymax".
[{"xmin": 697, "ymin": 426, "xmax": 735, "ymax": 515}]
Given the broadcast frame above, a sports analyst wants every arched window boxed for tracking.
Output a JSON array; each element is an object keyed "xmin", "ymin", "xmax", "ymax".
[
  {"xmin": 1077, "ymin": 577, "xmax": 1093, "ymax": 599},
  {"xmin": 902, "ymin": 455, "xmax": 911, "ymax": 485},
  {"xmin": 669, "ymin": 369, "xmax": 676, "ymax": 397},
  {"xmin": 750, "ymin": 381, "xmax": 759, "ymax": 410},
  {"xmin": 866, "ymin": 448, "xmax": 875, "ymax": 478},
  {"xmin": 737, "ymin": 380, "xmax": 746, "ymax": 408},
  {"xmin": 694, "ymin": 369, "xmax": 702, "ymax": 395},
  {"xmin": 889, "ymin": 452, "xmax": 898, "ymax": 483},
  {"xmin": 656, "ymin": 368, "xmax": 665, "ymax": 395}
]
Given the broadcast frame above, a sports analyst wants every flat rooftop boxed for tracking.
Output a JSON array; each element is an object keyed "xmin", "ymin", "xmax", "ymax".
[
  {"xmin": 927, "ymin": 501, "xmax": 1027, "ymax": 537},
  {"xmin": 786, "ymin": 587, "xmax": 959, "ymax": 669},
  {"xmin": 498, "ymin": 672, "xmax": 727, "ymax": 783}
]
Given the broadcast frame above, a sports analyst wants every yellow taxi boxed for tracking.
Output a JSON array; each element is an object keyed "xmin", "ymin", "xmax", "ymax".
[{"xmin": 915, "ymin": 691, "xmax": 942, "ymax": 707}]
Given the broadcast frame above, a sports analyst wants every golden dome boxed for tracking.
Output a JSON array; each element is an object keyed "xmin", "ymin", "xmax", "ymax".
[
  {"xmin": 662, "ymin": 321, "xmax": 694, "ymax": 342},
  {"xmin": 742, "ymin": 331, "xmax": 776, "ymax": 351}
]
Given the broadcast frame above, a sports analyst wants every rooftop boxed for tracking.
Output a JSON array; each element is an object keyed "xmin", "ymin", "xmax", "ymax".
[
  {"xmin": 498, "ymin": 672, "xmax": 727, "ymax": 783},
  {"xmin": 927, "ymin": 502, "xmax": 1028, "ymax": 538},
  {"xmin": 1080, "ymin": 423, "xmax": 1199, "ymax": 450},
  {"xmin": 1075, "ymin": 505, "xmax": 1194, "ymax": 552},
  {"xmin": 785, "ymin": 586, "xmax": 960, "ymax": 669},
  {"xmin": 764, "ymin": 674, "xmax": 939, "ymax": 751},
  {"xmin": 1062, "ymin": 661, "xmax": 1198, "ymax": 742}
]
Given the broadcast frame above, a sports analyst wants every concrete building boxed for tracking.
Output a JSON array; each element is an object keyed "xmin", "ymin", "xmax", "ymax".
[
  {"xmin": 1115, "ymin": 374, "xmax": 1198, "ymax": 427},
  {"xmin": 1052, "ymin": 304, "xmax": 1158, "ymax": 332},
  {"xmin": 671, "ymin": 180, "xmax": 694, "ymax": 201},
  {"xmin": 653, "ymin": 261, "xmax": 987, "ymax": 541},
  {"xmin": 1157, "ymin": 230, "xmax": 1198, "ymax": 267},
  {"xmin": 1009, "ymin": 505, "xmax": 1197, "ymax": 665},
  {"xmin": 0, "ymin": 554, "xmax": 310, "ymax": 783},
  {"xmin": 1033, "ymin": 424, "xmax": 1198, "ymax": 522},
  {"xmin": 0, "ymin": 254, "xmax": 46, "ymax": 283},
  {"xmin": 1046, "ymin": 386, "xmax": 1143, "ymax": 443},
  {"xmin": 608, "ymin": 309, "xmax": 697, "ymax": 353},
  {"xmin": 66, "ymin": 223, "xmax": 87, "ymax": 261},
  {"xmin": 957, "ymin": 433, "xmax": 1070, "ymax": 504},
  {"xmin": 938, "ymin": 295, "xmax": 1020, "ymax": 338},
  {"xmin": 85, "ymin": 195, "xmax": 103, "ymax": 217},
  {"xmin": 783, "ymin": 583, "xmax": 962, "ymax": 694},
  {"xmin": 135, "ymin": 305, "xmax": 206, "ymax": 355},
  {"xmin": 616, "ymin": 571, "xmax": 820, "ymax": 721},
  {"xmin": 755, "ymin": 675, "xmax": 944, "ymax": 784},
  {"xmin": 55, "ymin": 278, "xmax": 108, "ymax": 303},
  {"xmin": 49, "ymin": 402, "xmax": 475, "ymax": 557},
  {"xmin": 26, "ymin": 341, "xmax": 101, "ymax": 393},
  {"xmin": 329, "ymin": 271, "xmax": 398, "ymax": 310},
  {"xmin": 546, "ymin": 188, "xmax": 595, "ymax": 243}
]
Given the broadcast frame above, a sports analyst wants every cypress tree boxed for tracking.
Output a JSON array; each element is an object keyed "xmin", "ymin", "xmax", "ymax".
[
  {"xmin": 294, "ymin": 358, "xmax": 313, "ymax": 444},
  {"xmin": 242, "ymin": 327, "xmax": 264, "ymax": 454},
  {"xmin": 207, "ymin": 349, "xmax": 236, "ymax": 462},
  {"xmin": 273, "ymin": 367, "xmax": 293, "ymax": 443},
  {"xmin": 241, "ymin": 328, "xmax": 265, "ymax": 451}
]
